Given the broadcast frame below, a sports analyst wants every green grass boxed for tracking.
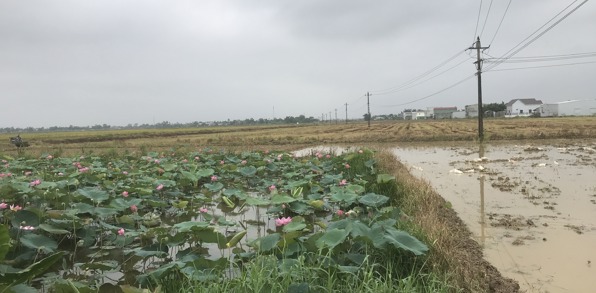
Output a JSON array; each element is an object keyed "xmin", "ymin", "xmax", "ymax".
[{"xmin": 154, "ymin": 254, "xmax": 458, "ymax": 293}]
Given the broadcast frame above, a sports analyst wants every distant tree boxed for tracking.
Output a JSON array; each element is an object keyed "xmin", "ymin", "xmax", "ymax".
[
  {"xmin": 363, "ymin": 113, "xmax": 371, "ymax": 121},
  {"xmin": 484, "ymin": 102, "xmax": 506, "ymax": 112}
]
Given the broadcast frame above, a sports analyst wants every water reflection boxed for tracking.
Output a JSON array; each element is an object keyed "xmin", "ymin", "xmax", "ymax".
[{"xmin": 478, "ymin": 143, "xmax": 486, "ymax": 247}]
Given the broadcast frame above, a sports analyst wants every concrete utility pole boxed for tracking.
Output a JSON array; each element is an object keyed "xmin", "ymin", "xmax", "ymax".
[
  {"xmin": 366, "ymin": 92, "xmax": 371, "ymax": 128},
  {"xmin": 469, "ymin": 37, "xmax": 489, "ymax": 141},
  {"xmin": 334, "ymin": 109, "xmax": 338, "ymax": 124},
  {"xmin": 345, "ymin": 103, "xmax": 348, "ymax": 124}
]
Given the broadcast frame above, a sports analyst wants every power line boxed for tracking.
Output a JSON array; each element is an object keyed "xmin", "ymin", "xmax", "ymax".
[
  {"xmin": 484, "ymin": 0, "xmax": 588, "ymax": 72},
  {"xmin": 485, "ymin": 51, "xmax": 596, "ymax": 63},
  {"xmin": 479, "ymin": 0, "xmax": 494, "ymax": 38},
  {"xmin": 487, "ymin": 0, "xmax": 512, "ymax": 46},
  {"xmin": 377, "ymin": 74, "xmax": 476, "ymax": 108},
  {"xmin": 486, "ymin": 60, "xmax": 596, "ymax": 72},
  {"xmin": 370, "ymin": 50, "xmax": 468, "ymax": 95},
  {"xmin": 472, "ymin": 0, "xmax": 484, "ymax": 42}
]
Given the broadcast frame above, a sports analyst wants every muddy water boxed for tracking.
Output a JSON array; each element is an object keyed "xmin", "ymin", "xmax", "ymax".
[{"xmin": 393, "ymin": 141, "xmax": 596, "ymax": 293}]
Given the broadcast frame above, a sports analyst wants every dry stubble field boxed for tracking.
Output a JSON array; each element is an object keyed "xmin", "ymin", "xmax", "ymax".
[{"xmin": 1, "ymin": 117, "xmax": 595, "ymax": 155}]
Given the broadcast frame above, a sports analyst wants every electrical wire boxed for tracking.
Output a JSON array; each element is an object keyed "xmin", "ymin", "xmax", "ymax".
[
  {"xmin": 473, "ymin": 0, "xmax": 484, "ymax": 42},
  {"xmin": 370, "ymin": 50, "xmax": 468, "ymax": 95},
  {"xmin": 484, "ymin": 0, "xmax": 588, "ymax": 72},
  {"xmin": 488, "ymin": 0, "xmax": 512, "ymax": 46},
  {"xmin": 485, "ymin": 51, "xmax": 596, "ymax": 63},
  {"xmin": 479, "ymin": 0, "xmax": 494, "ymax": 38},
  {"xmin": 376, "ymin": 74, "xmax": 476, "ymax": 108},
  {"xmin": 486, "ymin": 60, "xmax": 596, "ymax": 72}
]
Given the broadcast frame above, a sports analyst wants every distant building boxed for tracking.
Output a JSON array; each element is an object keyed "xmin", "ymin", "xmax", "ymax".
[
  {"xmin": 433, "ymin": 107, "xmax": 458, "ymax": 119},
  {"xmin": 402, "ymin": 109, "xmax": 426, "ymax": 120},
  {"xmin": 539, "ymin": 99, "xmax": 596, "ymax": 117},
  {"xmin": 505, "ymin": 98, "xmax": 543, "ymax": 117},
  {"xmin": 465, "ymin": 104, "xmax": 479, "ymax": 118},
  {"xmin": 452, "ymin": 110, "xmax": 466, "ymax": 119}
]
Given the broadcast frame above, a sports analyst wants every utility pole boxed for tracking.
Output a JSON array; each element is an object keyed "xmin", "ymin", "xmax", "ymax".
[
  {"xmin": 468, "ymin": 37, "xmax": 489, "ymax": 141},
  {"xmin": 344, "ymin": 103, "xmax": 348, "ymax": 124},
  {"xmin": 334, "ymin": 109, "xmax": 338, "ymax": 124},
  {"xmin": 366, "ymin": 92, "xmax": 371, "ymax": 128}
]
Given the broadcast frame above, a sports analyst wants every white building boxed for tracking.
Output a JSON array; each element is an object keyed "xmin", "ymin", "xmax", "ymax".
[
  {"xmin": 452, "ymin": 110, "xmax": 466, "ymax": 119},
  {"xmin": 505, "ymin": 98, "xmax": 543, "ymax": 117},
  {"xmin": 539, "ymin": 99, "xmax": 596, "ymax": 117},
  {"xmin": 402, "ymin": 109, "xmax": 426, "ymax": 120},
  {"xmin": 465, "ymin": 104, "xmax": 479, "ymax": 118}
]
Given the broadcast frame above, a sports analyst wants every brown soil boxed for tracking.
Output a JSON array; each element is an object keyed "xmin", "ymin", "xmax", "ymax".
[{"xmin": 378, "ymin": 152, "xmax": 520, "ymax": 293}]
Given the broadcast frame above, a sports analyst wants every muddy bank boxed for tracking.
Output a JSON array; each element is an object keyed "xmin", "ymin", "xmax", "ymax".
[{"xmin": 393, "ymin": 140, "xmax": 596, "ymax": 293}]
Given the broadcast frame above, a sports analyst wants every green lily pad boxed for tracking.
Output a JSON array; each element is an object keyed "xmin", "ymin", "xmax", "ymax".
[
  {"xmin": 270, "ymin": 194, "xmax": 297, "ymax": 204},
  {"xmin": 20, "ymin": 234, "xmax": 58, "ymax": 253},
  {"xmin": 11, "ymin": 210, "xmax": 40, "ymax": 228},
  {"xmin": 76, "ymin": 187, "xmax": 110, "ymax": 204},
  {"xmin": 358, "ymin": 193, "xmax": 389, "ymax": 208},
  {"xmin": 315, "ymin": 228, "xmax": 349, "ymax": 250}
]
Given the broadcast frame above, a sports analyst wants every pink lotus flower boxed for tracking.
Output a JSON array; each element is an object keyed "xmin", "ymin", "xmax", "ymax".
[
  {"xmin": 0, "ymin": 203, "xmax": 7, "ymax": 209},
  {"xmin": 358, "ymin": 150, "xmax": 363, "ymax": 154},
  {"xmin": 220, "ymin": 160, "xmax": 225, "ymax": 165},
  {"xmin": 241, "ymin": 160, "xmax": 247, "ymax": 165},
  {"xmin": 122, "ymin": 191, "xmax": 129, "ymax": 197},
  {"xmin": 47, "ymin": 155, "xmax": 53, "ymax": 159},
  {"xmin": 78, "ymin": 167, "xmax": 90, "ymax": 173},
  {"xmin": 154, "ymin": 159, "xmax": 160, "ymax": 164},
  {"xmin": 29, "ymin": 179, "xmax": 41, "ymax": 187},
  {"xmin": 10, "ymin": 204, "xmax": 22, "ymax": 212},
  {"xmin": 118, "ymin": 228, "xmax": 125, "ymax": 236},
  {"xmin": 182, "ymin": 159, "xmax": 188, "ymax": 163},
  {"xmin": 326, "ymin": 154, "xmax": 331, "ymax": 159},
  {"xmin": 339, "ymin": 179, "xmax": 347, "ymax": 186},
  {"xmin": 210, "ymin": 175, "xmax": 218, "ymax": 182},
  {"xmin": 345, "ymin": 164, "xmax": 350, "ymax": 169},
  {"xmin": 269, "ymin": 185, "xmax": 276, "ymax": 192},
  {"xmin": 58, "ymin": 172, "xmax": 64, "ymax": 176},
  {"xmin": 194, "ymin": 156, "xmax": 200, "ymax": 161},
  {"xmin": 24, "ymin": 171, "xmax": 32, "ymax": 176},
  {"xmin": 20, "ymin": 225, "xmax": 35, "ymax": 230},
  {"xmin": 199, "ymin": 207, "xmax": 208, "ymax": 213},
  {"xmin": 130, "ymin": 205, "xmax": 138, "ymax": 213},
  {"xmin": 275, "ymin": 217, "xmax": 292, "ymax": 227},
  {"xmin": 122, "ymin": 171, "xmax": 128, "ymax": 175},
  {"xmin": 156, "ymin": 184, "xmax": 164, "ymax": 190}
]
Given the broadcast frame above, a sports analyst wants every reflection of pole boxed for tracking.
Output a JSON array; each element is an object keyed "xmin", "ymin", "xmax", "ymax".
[{"xmin": 479, "ymin": 143, "xmax": 486, "ymax": 247}]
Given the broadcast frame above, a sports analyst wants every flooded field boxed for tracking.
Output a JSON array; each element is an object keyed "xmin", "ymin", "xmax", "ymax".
[{"xmin": 393, "ymin": 141, "xmax": 596, "ymax": 293}]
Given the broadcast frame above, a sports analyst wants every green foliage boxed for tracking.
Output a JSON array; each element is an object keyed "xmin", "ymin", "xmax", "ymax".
[{"xmin": 0, "ymin": 148, "xmax": 431, "ymax": 291}]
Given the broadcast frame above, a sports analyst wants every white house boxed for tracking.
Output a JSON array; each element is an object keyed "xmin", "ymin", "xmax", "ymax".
[
  {"xmin": 505, "ymin": 98, "xmax": 543, "ymax": 117},
  {"xmin": 465, "ymin": 104, "xmax": 479, "ymax": 118},
  {"xmin": 452, "ymin": 110, "xmax": 466, "ymax": 119},
  {"xmin": 539, "ymin": 99, "xmax": 596, "ymax": 117},
  {"xmin": 402, "ymin": 109, "xmax": 426, "ymax": 120}
]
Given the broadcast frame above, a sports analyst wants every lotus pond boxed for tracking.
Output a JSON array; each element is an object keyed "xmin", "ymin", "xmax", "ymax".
[{"xmin": 0, "ymin": 148, "xmax": 429, "ymax": 292}]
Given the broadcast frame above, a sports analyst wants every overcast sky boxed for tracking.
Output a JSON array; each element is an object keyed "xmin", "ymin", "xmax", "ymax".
[{"xmin": 1, "ymin": 1, "xmax": 595, "ymax": 128}]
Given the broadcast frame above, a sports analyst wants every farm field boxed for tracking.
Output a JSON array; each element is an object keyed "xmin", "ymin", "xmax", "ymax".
[
  {"xmin": 1, "ymin": 117, "xmax": 595, "ymax": 156},
  {"xmin": 1, "ymin": 116, "xmax": 594, "ymax": 292}
]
